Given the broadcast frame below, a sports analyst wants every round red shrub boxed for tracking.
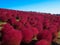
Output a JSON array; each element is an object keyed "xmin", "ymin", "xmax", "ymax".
[
  {"xmin": 2, "ymin": 29, "xmax": 22, "ymax": 45},
  {"xmin": 35, "ymin": 39, "xmax": 50, "ymax": 45}
]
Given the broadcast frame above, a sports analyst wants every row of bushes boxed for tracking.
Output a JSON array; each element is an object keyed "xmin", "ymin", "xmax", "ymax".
[{"xmin": 0, "ymin": 8, "xmax": 60, "ymax": 45}]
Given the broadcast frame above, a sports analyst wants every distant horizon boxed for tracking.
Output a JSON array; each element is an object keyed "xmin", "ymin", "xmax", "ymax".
[
  {"xmin": 0, "ymin": 0, "xmax": 60, "ymax": 14},
  {"xmin": 0, "ymin": 8, "xmax": 60, "ymax": 15}
]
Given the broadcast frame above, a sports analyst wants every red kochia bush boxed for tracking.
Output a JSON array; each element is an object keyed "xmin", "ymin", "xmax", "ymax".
[
  {"xmin": 2, "ymin": 30, "xmax": 22, "ymax": 45},
  {"xmin": 31, "ymin": 27, "xmax": 39, "ymax": 36},
  {"xmin": 37, "ymin": 30, "xmax": 52, "ymax": 42},
  {"xmin": 35, "ymin": 15, "xmax": 44, "ymax": 33},
  {"xmin": 7, "ymin": 17, "xmax": 17, "ymax": 25},
  {"xmin": 5, "ymin": 13, "xmax": 12, "ymax": 19},
  {"xmin": 49, "ymin": 24, "xmax": 58, "ymax": 34},
  {"xmin": 19, "ymin": 15, "xmax": 29, "ymax": 24},
  {"xmin": 43, "ymin": 18, "xmax": 50, "ymax": 29},
  {"xmin": 13, "ymin": 21, "xmax": 24, "ymax": 29},
  {"xmin": 21, "ymin": 28, "xmax": 33, "ymax": 43},
  {"xmin": 27, "ymin": 15, "xmax": 39, "ymax": 27},
  {"xmin": 1, "ymin": 23, "xmax": 14, "ymax": 34},
  {"xmin": 0, "ymin": 15, "xmax": 8, "ymax": 22},
  {"xmin": 49, "ymin": 24, "xmax": 58, "ymax": 41},
  {"xmin": 36, "ymin": 22, "xmax": 43, "ymax": 33},
  {"xmin": 35, "ymin": 39, "xmax": 50, "ymax": 45},
  {"xmin": 0, "ymin": 12, "xmax": 12, "ymax": 22},
  {"xmin": 23, "ymin": 22, "xmax": 31, "ymax": 28},
  {"xmin": 1, "ymin": 23, "xmax": 22, "ymax": 45}
]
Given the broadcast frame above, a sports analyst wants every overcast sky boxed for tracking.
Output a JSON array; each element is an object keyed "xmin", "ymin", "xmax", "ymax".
[{"xmin": 0, "ymin": 0, "xmax": 60, "ymax": 14}]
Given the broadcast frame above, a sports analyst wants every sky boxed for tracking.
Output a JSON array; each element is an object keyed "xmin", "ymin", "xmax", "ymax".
[{"xmin": 0, "ymin": 0, "xmax": 60, "ymax": 14}]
